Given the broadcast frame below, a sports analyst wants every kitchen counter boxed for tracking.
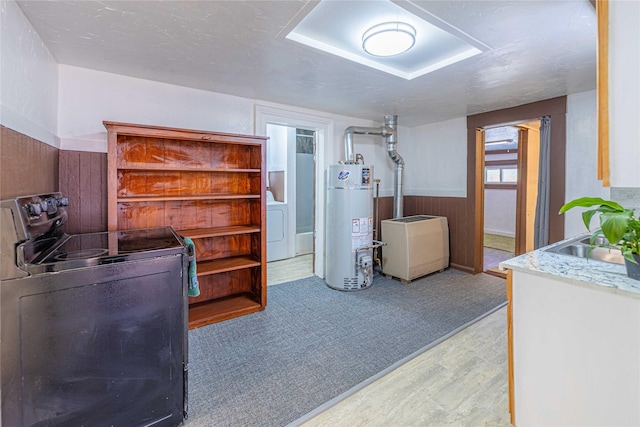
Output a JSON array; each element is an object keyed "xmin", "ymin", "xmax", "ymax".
[
  {"xmin": 503, "ymin": 234, "xmax": 640, "ymax": 426},
  {"xmin": 500, "ymin": 234, "xmax": 640, "ymax": 299}
]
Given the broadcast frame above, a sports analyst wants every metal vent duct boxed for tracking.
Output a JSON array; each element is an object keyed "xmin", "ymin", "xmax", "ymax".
[{"xmin": 343, "ymin": 115, "xmax": 404, "ymax": 218}]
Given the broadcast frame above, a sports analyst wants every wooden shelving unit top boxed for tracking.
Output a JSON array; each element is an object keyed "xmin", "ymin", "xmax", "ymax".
[{"xmin": 104, "ymin": 120, "xmax": 266, "ymax": 145}]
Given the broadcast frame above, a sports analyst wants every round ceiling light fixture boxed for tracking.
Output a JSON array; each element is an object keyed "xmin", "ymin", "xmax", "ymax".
[{"xmin": 362, "ymin": 22, "xmax": 416, "ymax": 57}]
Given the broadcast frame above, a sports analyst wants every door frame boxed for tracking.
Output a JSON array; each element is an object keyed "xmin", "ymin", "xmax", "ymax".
[
  {"xmin": 468, "ymin": 97, "xmax": 567, "ymax": 274},
  {"xmin": 515, "ymin": 127, "xmax": 529, "ymax": 256},
  {"xmin": 480, "ymin": 125, "xmax": 532, "ymax": 272},
  {"xmin": 255, "ymin": 104, "xmax": 333, "ymax": 278}
]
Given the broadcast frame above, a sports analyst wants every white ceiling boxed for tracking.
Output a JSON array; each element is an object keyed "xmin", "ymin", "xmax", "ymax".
[
  {"xmin": 283, "ymin": 1, "xmax": 488, "ymax": 80},
  {"xmin": 16, "ymin": 0, "xmax": 597, "ymax": 127}
]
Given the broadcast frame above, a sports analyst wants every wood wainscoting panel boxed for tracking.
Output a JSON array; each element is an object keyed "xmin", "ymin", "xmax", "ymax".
[
  {"xmin": 374, "ymin": 196, "xmax": 394, "ymax": 241},
  {"xmin": 1, "ymin": 126, "xmax": 59, "ymax": 199},
  {"xmin": 59, "ymin": 150, "xmax": 108, "ymax": 234}
]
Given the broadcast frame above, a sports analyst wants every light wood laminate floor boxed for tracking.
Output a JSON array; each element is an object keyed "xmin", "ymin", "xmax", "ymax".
[
  {"xmin": 268, "ymin": 256, "xmax": 511, "ymax": 426},
  {"xmin": 301, "ymin": 305, "xmax": 511, "ymax": 426},
  {"xmin": 267, "ymin": 254, "xmax": 314, "ymax": 286}
]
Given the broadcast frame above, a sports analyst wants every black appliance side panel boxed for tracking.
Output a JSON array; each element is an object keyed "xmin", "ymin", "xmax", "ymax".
[{"xmin": 1, "ymin": 254, "xmax": 186, "ymax": 427}]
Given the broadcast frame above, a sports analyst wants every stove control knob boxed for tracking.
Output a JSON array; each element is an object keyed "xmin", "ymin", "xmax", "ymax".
[
  {"xmin": 45, "ymin": 199, "xmax": 57, "ymax": 215},
  {"xmin": 26, "ymin": 203, "xmax": 42, "ymax": 217},
  {"xmin": 56, "ymin": 197, "xmax": 69, "ymax": 207}
]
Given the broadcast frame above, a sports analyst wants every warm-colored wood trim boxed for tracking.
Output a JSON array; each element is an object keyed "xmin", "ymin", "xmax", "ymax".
[
  {"xmin": 507, "ymin": 269, "xmax": 515, "ymax": 425},
  {"xmin": 486, "ymin": 148, "xmax": 519, "ymax": 155},
  {"xmin": 449, "ymin": 263, "xmax": 475, "ymax": 274},
  {"xmin": 188, "ymin": 294, "xmax": 263, "ymax": 329},
  {"xmin": 485, "ymin": 159, "xmax": 518, "ymax": 167},
  {"xmin": 468, "ymin": 97, "xmax": 567, "ymax": 274},
  {"xmin": 103, "ymin": 121, "xmax": 265, "ymax": 145},
  {"xmin": 484, "ymin": 269, "xmax": 506, "ymax": 279},
  {"xmin": 515, "ymin": 129, "xmax": 528, "ymax": 256},
  {"xmin": 107, "ymin": 128, "xmax": 118, "ymax": 231},
  {"xmin": 117, "ymin": 165, "xmax": 261, "ymax": 173},
  {"xmin": 475, "ymin": 129, "xmax": 486, "ymax": 274},
  {"xmin": 596, "ymin": 0, "xmax": 610, "ymax": 186},
  {"xmin": 260, "ymin": 137, "xmax": 267, "ymax": 306},
  {"xmin": 485, "ymin": 183, "xmax": 517, "ymax": 190},
  {"xmin": 196, "ymin": 256, "xmax": 261, "ymax": 276},
  {"xmin": 117, "ymin": 194, "xmax": 260, "ymax": 202}
]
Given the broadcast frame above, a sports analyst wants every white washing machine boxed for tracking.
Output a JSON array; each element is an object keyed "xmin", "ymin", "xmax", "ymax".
[{"xmin": 267, "ymin": 196, "xmax": 288, "ymax": 262}]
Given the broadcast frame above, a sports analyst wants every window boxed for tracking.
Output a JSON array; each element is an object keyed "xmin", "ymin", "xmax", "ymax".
[
  {"xmin": 485, "ymin": 161, "xmax": 517, "ymax": 188},
  {"xmin": 501, "ymin": 167, "xmax": 518, "ymax": 183},
  {"xmin": 486, "ymin": 168, "xmax": 501, "ymax": 183}
]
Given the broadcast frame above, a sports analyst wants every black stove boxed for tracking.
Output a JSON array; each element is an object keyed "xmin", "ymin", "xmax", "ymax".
[
  {"xmin": 25, "ymin": 226, "xmax": 185, "ymax": 274},
  {"xmin": 1, "ymin": 193, "xmax": 188, "ymax": 427}
]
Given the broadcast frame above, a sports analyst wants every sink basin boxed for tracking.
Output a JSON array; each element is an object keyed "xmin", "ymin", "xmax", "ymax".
[
  {"xmin": 579, "ymin": 235, "xmax": 610, "ymax": 246},
  {"xmin": 546, "ymin": 236, "xmax": 625, "ymax": 265}
]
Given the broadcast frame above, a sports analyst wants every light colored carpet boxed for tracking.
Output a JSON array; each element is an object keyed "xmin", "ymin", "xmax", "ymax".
[{"xmin": 185, "ymin": 270, "xmax": 507, "ymax": 427}]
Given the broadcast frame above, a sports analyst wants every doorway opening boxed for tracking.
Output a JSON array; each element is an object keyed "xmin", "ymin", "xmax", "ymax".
[
  {"xmin": 265, "ymin": 123, "xmax": 316, "ymax": 258},
  {"xmin": 255, "ymin": 104, "xmax": 333, "ymax": 282},
  {"xmin": 467, "ymin": 96, "xmax": 567, "ymax": 275},
  {"xmin": 481, "ymin": 121, "xmax": 541, "ymax": 277}
]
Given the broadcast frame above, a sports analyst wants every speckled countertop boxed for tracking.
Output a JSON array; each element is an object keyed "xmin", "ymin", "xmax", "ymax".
[{"xmin": 500, "ymin": 234, "xmax": 640, "ymax": 299}]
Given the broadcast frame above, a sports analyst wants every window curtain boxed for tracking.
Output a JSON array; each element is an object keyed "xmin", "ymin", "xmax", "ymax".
[{"xmin": 534, "ymin": 116, "xmax": 551, "ymax": 249}]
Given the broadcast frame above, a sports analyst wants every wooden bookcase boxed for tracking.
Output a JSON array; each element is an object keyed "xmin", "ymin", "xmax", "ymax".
[{"xmin": 104, "ymin": 121, "xmax": 267, "ymax": 329}]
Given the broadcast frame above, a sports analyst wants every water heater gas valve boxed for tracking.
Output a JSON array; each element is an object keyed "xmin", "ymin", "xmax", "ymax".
[{"xmin": 360, "ymin": 255, "xmax": 373, "ymax": 269}]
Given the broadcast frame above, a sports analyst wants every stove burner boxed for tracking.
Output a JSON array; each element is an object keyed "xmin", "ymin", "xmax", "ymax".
[
  {"xmin": 55, "ymin": 249, "xmax": 109, "ymax": 260},
  {"xmin": 119, "ymin": 238, "xmax": 176, "ymax": 254}
]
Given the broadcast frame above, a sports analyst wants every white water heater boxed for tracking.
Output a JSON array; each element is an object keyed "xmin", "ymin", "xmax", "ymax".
[{"xmin": 326, "ymin": 164, "xmax": 374, "ymax": 290}]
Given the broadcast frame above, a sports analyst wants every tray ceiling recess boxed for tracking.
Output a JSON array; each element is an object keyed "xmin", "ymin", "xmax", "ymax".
[{"xmin": 279, "ymin": 0, "xmax": 492, "ymax": 80}]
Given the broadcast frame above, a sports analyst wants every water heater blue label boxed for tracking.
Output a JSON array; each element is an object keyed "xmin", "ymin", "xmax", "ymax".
[{"xmin": 338, "ymin": 170, "xmax": 350, "ymax": 180}]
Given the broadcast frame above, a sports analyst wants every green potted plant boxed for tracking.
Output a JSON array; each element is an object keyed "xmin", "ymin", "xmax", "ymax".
[{"xmin": 559, "ymin": 197, "xmax": 640, "ymax": 280}]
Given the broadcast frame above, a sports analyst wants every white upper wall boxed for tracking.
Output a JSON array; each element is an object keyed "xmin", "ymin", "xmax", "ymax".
[
  {"xmin": 609, "ymin": 0, "xmax": 640, "ymax": 187},
  {"xmin": 564, "ymin": 89, "xmax": 610, "ymax": 237},
  {"xmin": 404, "ymin": 117, "xmax": 467, "ymax": 197},
  {"xmin": 58, "ymin": 65, "xmax": 255, "ymax": 152},
  {"xmin": 57, "ymin": 64, "xmax": 402, "ymax": 195},
  {"xmin": 484, "ymin": 189, "xmax": 516, "ymax": 237},
  {"xmin": 0, "ymin": 0, "xmax": 58, "ymax": 147}
]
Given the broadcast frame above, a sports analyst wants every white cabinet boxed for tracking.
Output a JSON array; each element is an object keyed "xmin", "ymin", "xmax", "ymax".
[{"xmin": 507, "ymin": 269, "xmax": 640, "ymax": 426}]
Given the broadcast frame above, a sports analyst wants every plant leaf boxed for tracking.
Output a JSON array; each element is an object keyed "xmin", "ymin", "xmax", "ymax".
[
  {"xmin": 622, "ymin": 248, "xmax": 638, "ymax": 264},
  {"xmin": 581, "ymin": 209, "xmax": 599, "ymax": 230},
  {"xmin": 589, "ymin": 230, "xmax": 605, "ymax": 246},
  {"xmin": 559, "ymin": 197, "xmax": 625, "ymax": 214},
  {"xmin": 599, "ymin": 211, "xmax": 632, "ymax": 245}
]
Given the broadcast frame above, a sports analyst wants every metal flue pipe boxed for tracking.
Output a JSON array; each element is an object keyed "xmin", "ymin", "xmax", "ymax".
[
  {"xmin": 342, "ymin": 115, "xmax": 404, "ymax": 218},
  {"xmin": 343, "ymin": 124, "xmax": 395, "ymax": 164},
  {"xmin": 384, "ymin": 115, "xmax": 404, "ymax": 218}
]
